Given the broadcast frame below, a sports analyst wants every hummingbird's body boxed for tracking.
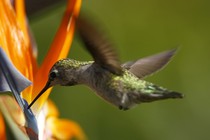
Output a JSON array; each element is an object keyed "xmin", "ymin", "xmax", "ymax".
[
  {"xmin": 49, "ymin": 58, "xmax": 182, "ymax": 110},
  {"xmin": 28, "ymin": 15, "xmax": 183, "ymax": 110}
]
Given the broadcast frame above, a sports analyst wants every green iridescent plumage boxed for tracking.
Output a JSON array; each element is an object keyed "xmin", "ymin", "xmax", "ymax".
[{"xmin": 55, "ymin": 59, "xmax": 93, "ymax": 69}]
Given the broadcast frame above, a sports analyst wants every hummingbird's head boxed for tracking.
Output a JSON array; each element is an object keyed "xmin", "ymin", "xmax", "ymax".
[
  {"xmin": 27, "ymin": 59, "xmax": 79, "ymax": 109},
  {"xmin": 48, "ymin": 59, "xmax": 79, "ymax": 87}
]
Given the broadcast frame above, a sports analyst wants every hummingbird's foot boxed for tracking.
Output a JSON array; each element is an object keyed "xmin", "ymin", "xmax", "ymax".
[{"xmin": 119, "ymin": 105, "xmax": 129, "ymax": 111}]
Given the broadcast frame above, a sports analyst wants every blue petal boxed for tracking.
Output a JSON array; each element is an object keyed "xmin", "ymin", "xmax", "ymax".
[
  {"xmin": 0, "ymin": 47, "xmax": 38, "ymax": 136},
  {"xmin": 0, "ymin": 48, "xmax": 32, "ymax": 93},
  {"xmin": 0, "ymin": 69, "xmax": 11, "ymax": 92}
]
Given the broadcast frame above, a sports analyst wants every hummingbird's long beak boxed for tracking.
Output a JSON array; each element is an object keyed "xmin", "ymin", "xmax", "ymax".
[{"xmin": 27, "ymin": 81, "xmax": 51, "ymax": 109}]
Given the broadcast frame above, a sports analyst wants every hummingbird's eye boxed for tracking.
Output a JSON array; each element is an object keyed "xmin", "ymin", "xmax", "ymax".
[{"xmin": 49, "ymin": 71, "xmax": 58, "ymax": 79}]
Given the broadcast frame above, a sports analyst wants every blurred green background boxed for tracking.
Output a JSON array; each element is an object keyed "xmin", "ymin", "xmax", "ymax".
[{"xmin": 29, "ymin": 0, "xmax": 210, "ymax": 140}]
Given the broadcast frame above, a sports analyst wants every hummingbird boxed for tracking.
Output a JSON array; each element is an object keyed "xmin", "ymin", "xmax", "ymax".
[{"xmin": 28, "ymin": 16, "xmax": 183, "ymax": 110}]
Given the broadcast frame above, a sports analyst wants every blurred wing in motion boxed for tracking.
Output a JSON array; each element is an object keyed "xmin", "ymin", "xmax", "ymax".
[{"xmin": 76, "ymin": 15, "xmax": 123, "ymax": 75}]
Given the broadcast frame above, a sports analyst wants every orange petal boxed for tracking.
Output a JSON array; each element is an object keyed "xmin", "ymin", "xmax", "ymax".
[
  {"xmin": 0, "ymin": 113, "xmax": 6, "ymax": 140},
  {"xmin": 47, "ymin": 118, "xmax": 86, "ymax": 140},
  {"xmin": 32, "ymin": 0, "xmax": 82, "ymax": 113},
  {"xmin": 14, "ymin": 0, "xmax": 38, "ymax": 60},
  {"xmin": 0, "ymin": 0, "xmax": 37, "ymax": 101},
  {"xmin": 15, "ymin": 0, "xmax": 29, "ymax": 47},
  {"xmin": 14, "ymin": 0, "xmax": 38, "ymax": 100},
  {"xmin": 44, "ymin": 100, "xmax": 59, "ymax": 118},
  {"xmin": 41, "ymin": 99, "xmax": 86, "ymax": 140}
]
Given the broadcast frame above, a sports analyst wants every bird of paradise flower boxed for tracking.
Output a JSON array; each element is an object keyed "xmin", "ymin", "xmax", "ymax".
[{"xmin": 0, "ymin": 0, "xmax": 86, "ymax": 139}]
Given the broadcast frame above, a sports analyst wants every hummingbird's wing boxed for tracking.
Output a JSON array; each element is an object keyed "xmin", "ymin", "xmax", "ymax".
[
  {"xmin": 122, "ymin": 49, "xmax": 177, "ymax": 79},
  {"xmin": 76, "ymin": 16, "xmax": 123, "ymax": 75}
]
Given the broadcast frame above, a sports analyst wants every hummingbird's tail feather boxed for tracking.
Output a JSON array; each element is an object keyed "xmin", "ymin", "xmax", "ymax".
[
  {"xmin": 138, "ymin": 90, "xmax": 183, "ymax": 103},
  {"xmin": 166, "ymin": 91, "xmax": 184, "ymax": 99}
]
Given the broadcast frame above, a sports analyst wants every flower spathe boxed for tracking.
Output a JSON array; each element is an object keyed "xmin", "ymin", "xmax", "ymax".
[{"xmin": 0, "ymin": 0, "xmax": 85, "ymax": 139}]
